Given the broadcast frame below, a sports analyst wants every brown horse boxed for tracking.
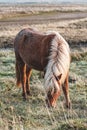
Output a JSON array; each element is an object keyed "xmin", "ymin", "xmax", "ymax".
[{"xmin": 14, "ymin": 28, "xmax": 71, "ymax": 108}]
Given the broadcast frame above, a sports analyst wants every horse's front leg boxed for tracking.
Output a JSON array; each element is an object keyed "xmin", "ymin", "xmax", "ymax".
[
  {"xmin": 62, "ymin": 73, "xmax": 71, "ymax": 108},
  {"xmin": 26, "ymin": 66, "xmax": 32, "ymax": 96}
]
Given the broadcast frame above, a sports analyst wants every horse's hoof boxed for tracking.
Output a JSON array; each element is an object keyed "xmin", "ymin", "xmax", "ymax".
[
  {"xmin": 23, "ymin": 96, "xmax": 28, "ymax": 101},
  {"xmin": 22, "ymin": 93, "xmax": 27, "ymax": 100},
  {"xmin": 27, "ymin": 91, "xmax": 31, "ymax": 96},
  {"xmin": 66, "ymin": 101, "xmax": 71, "ymax": 109}
]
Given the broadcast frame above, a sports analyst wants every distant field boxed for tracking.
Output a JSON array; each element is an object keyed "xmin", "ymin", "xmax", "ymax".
[
  {"xmin": 0, "ymin": 4, "xmax": 87, "ymax": 48},
  {"xmin": 0, "ymin": 4, "xmax": 87, "ymax": 130},
  {"xmin": 0, "ymin": 4, "xmax": 87, "ymax": 23}
]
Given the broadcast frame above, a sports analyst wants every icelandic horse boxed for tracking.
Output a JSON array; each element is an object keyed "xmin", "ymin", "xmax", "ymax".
[{"xmin": 14, "ymin": 28, "xmax": 71, "ymax": 108}]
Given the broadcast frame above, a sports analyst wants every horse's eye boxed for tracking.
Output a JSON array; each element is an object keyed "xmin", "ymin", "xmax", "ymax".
[
  {"xmin": 54, "ymin": 87, "xmax": 57, "ymax": 93},
  {"xmin": 55, "ymin": 76, "xmax": 59, "ymax": 81}
]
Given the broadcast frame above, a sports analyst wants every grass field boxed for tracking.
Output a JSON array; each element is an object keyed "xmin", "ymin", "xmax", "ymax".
[
  {"xmin": 0, "ymin": 48, "xmax": 87, "ymax": 130},
  {"xmin": 0, "ymin": 3, "xmax": 87, "ymax": 130}
]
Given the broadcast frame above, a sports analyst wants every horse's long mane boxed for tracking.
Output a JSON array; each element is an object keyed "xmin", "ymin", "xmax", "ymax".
[{"xmin": 44, "ymin": 31, "xmax": 70, "ymax": 93}]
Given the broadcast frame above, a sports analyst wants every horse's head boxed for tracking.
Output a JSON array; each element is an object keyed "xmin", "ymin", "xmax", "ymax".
[{"xmin": 46, "ymin": 74, "xmax": 62, "ymax": 108}]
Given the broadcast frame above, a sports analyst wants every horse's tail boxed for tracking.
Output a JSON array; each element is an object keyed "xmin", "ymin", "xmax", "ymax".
[
  {"xmin": 15, "ymin": 53, "xmax": 22, "ymax": 87},
  {"xmin": 14, "ymin": 30, "xmax": 26, "ymax": 87},
  {"xmin": 15, "ymin": 59, "xmax": 21, "ymax": 87}
]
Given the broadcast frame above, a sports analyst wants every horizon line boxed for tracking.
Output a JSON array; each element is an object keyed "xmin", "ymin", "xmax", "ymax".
[{"xmin": 0, "ymin": 1, "xmax": 87, "ymax": 4}]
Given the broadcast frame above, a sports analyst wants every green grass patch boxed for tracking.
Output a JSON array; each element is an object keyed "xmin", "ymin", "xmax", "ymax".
[{"xmin": 71, "ymin": 51, "xmax": 87, "ymax": 61}]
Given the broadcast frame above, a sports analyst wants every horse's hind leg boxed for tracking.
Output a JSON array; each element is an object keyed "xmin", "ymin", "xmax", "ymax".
[
  {"xmin": 15, "ymin": 53, "xmax": 27, "ymax": 99},
  {"xmin": 62, "ymin": 73, "xmax": 71, "ymax": 108},
  {"xmin": 20, "ymin": 64, "xmax": 27, "ymax": 100},
  {"xmin": 26, "ymin": 66, "xmax": 32, "ymax": 95}
]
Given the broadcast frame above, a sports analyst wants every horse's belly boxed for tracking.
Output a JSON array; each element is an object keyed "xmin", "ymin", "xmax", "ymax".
[
  {"xmin": 27, "ymin": 61, "xmax": 44, "ymax": 71},
  {"xmin": 23, "ymin": 56, "xmax": 46, "ymax": 71}
]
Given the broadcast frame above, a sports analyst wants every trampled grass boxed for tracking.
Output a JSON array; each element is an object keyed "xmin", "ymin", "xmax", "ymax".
[{"xmin": 0, "ymin": 49, "xmax": 87, "ymax": 130}]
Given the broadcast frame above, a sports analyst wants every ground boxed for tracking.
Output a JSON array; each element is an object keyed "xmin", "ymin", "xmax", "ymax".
[{"xmin": 0, "ymin": 4, "xmax": 87, "ymax": 130}]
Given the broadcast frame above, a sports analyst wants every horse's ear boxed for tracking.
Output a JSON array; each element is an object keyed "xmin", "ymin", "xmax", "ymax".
[
  {"xmin": 56, "ymin": 74, "xmax": 62, "ymax": 81},
  {"xmin": 46, "ymin": 34, "xmax": 56, "ymax": 42}
]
